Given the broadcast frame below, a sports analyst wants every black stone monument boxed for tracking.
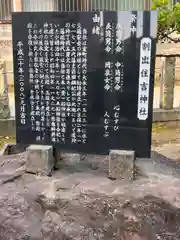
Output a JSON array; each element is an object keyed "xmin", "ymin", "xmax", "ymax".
[{"xmin": 12, "ymin": 11, "xmax": 158, "ymax": 157}]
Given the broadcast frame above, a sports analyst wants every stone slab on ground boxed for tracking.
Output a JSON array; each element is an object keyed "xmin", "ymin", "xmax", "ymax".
[
  {"xmin": 1, "ymin": 135, "xmax": 180, "ymax": 240},
  {"xmin": 0, "ymin": 166, "xmax": 25, "ymax": 184},
  {"xmin": 26, "ymin": 145, "xmax": 54, "ymax": 176},
  {"xmin": 0, "ymin": 146, "xmax": 179, "ymax": 239}
]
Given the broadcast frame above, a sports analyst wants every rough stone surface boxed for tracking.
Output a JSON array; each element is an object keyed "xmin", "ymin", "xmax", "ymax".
[
  {"xmin": 26, "ymin": 145, "xmax": 54, "ymax": 176},
  {"xmin": 55, "ymin": 152, "xmax": 81, "ymax": 169},
  {"xmin": 109, "ymin": 150, "xmax": 135, "ymax": 180},
  {"xmin": 0, "ymin": 148, "xmax": 179, "ymax": 239},
  {"xmin": 162, "ymin": 57, "xmax": 176, "ymax": 110}
]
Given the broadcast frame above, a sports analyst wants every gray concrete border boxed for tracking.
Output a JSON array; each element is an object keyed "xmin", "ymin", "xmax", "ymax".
[{"xmin": 153, "ymin": 108, "xmax": 180, "ymax": 122}]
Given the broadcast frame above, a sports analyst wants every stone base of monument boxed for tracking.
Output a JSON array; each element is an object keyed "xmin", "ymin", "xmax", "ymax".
[
  {"xmin": 25, "ymin": 145, "xmax": 54, "ymax": 176},
  {"xmin": 108, "ymin": 150, "xmax": 136, "ymax": 180},
  {"xmin": 54, "ymin": 151, "xmax": 81, "ymax": 169}
]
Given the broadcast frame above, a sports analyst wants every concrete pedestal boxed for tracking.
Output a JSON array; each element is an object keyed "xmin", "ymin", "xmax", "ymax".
[
  {"xmin": 26, "ymin": 145, "xmax": 54, "ymax": 176},
  {"xmin": 108, "ymin": 150, "xmax": 135, "ymax": 180}
]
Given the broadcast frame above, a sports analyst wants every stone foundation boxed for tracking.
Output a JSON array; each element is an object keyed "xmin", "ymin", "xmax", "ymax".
[
  {"xmin": 26, "ymin": 145, "xmax": 54, "ymax": 176},
  {"xmin": 108, "ymin": 150, "xmax": 135, "ymax": 180}
]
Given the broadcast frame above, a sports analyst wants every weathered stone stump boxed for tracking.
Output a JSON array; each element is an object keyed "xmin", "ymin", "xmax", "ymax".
[
  {"xmin": 25, "ymin": 145, "xmax": 54, "ymax": 176},
  {"xmin": 108, "ymin": 150, "xmax": 135, "ymax": 180}
]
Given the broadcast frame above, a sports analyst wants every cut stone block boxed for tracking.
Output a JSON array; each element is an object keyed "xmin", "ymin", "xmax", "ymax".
[
  {"xmin": 108, "ymin": 150, "xmax": 135, "ymax": 180},
  {"xmin": 26, "ymin": 145, "xmax": 54, "ymax": 176}
]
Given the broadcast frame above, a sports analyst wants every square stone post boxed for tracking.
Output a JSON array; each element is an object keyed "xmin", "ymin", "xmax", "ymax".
[
  {"xmin": 162, "ymin": 56, "xmax": 176, "ymax": 110},
  {"xmin": 108, "ymin": 150, "xmax": 135, "ymax": 180},
  {"xmin": 159, "ymin": 57, "xmax": 165, "ymax": 109},
  {"xmin": 26, "ymin": 145, "xmax": 54, "ymax": 176}
]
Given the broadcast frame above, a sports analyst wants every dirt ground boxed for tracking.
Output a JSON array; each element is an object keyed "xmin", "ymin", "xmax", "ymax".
[{"xmin": 152, "ymin": 121, "xmax": 180, "ymax": 146}]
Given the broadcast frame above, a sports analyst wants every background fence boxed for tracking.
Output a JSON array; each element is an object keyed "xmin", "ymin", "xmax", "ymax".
[
  {"xmin": 0, "ymin": 0, "xmax": 152, "ymax": 21},
  {"xmin": 2, "ymin": 0, "xmax": 180, "ymax": 21},
  {"xmin": 1, "ymin": 0, "xmax": 180, "ymax": 20}
]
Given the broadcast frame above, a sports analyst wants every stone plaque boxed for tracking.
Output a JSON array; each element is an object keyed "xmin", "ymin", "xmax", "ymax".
[{"xmin": 12, "ymin": 11, "xmax": 157, "ymax": 157}]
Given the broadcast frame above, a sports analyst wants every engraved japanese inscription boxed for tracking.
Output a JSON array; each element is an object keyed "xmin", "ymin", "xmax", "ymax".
[
  {"xmin": 27, "ymin": 21, "xmax": 88, "ymax": 144},
  {"xmin": 12, "ymin": 11, "xmax": 157, "ymax": 157}
]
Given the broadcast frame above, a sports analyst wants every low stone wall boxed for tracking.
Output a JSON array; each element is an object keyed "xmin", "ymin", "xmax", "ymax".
[{"xmin": 153, "ymin": 108, "xmax": 180, "ymax": 122}]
